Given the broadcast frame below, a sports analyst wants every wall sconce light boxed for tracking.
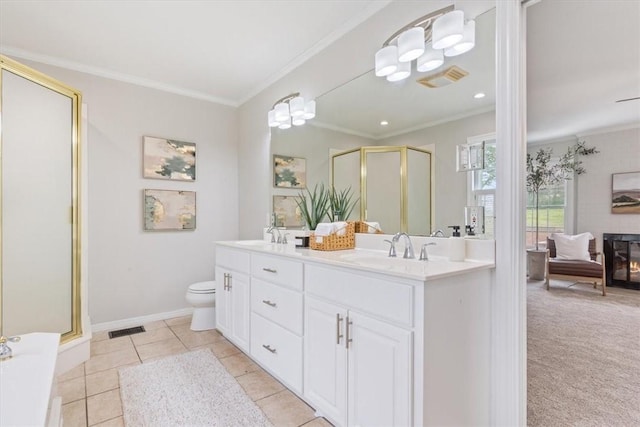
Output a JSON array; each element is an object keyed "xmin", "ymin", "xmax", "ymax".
[
  {"xmin": 374, "ymin": 5, "xmax": 476, "ymax": 82},
  {"xmin": 268, "ymin": 92, "xmax": 316, "ymax": 130}
]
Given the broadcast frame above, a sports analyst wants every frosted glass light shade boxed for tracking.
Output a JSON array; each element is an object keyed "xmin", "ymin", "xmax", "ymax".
[
  {"xmin": 386, "ymin": 60, "xmax": 411, "ymax": 82},
  {"xmin": 445, "ymin": 20, "xmax": 475, "ymax": 57},
  {"xmin": 268, "ymin": 109, "xmax": 279, "ymax": 127},
  {"xmin": 375, "ymin": 45, "xmax": 399, "ymax": 77},
  {"xmin": 398, "ymin": 27, "xmax": 425, "ymax": 62},
  {"xmin": 303, "ymin": 100, "xmax": 316, "ymax": 119},
  {"xmin": 292, "ymin": 117, "xmax": 306, "ymax": 126},
  {"xmin": 416, "ymin": 46, "xmax": 444, "ymax": 72},
  {"xmin": 278, "ymin": 117, "xmax": 291, "ymax": 129},
  {"xmin": 289, "ymin": 96, "xmax": 305, "ymax": 117},
  {"xmin": 274, "ymin": 102, "xmax": 289, "ymax": 122},
  {"xmin": 432, "ymin": 10, "xmax": 464, "ymax": 50}
]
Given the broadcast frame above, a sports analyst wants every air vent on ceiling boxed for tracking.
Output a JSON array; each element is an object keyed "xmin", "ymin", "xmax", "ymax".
[{"xmin": 417, "ymin": 65, "xmax": 469, "ymax": 88}]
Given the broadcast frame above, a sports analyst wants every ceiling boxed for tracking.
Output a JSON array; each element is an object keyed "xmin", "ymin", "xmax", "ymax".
[
  {"xmin": 0, "ymin": 0, "xmax": 389, "ymax": 106},
  {"xmin": 1, "ymin": 0, "xmax": 639, "ymax": 142}
]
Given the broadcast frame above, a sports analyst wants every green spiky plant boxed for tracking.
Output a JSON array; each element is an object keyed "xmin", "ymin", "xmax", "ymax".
[
  {"xmin": 526, "ymin": 141, "xmax": 598, "ymax": 250},
  {"xmin": 327, "ymin": 186, "xmax": 359, "ymax": 222},
  {"xmin": 295, "ymin": 183, "xmax": 330, "ymax": 230}
]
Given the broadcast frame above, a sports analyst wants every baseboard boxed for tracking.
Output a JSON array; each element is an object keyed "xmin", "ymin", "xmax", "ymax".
[{"xmin": 91, "ymin": 307, "xmax": 194, "ymax": 332}]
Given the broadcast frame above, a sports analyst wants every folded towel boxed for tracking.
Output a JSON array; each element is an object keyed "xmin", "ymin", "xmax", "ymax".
[
  {"xmin": 314, "ymin": 223, "xmax": 334, "ymax": 236},
  {"xmin": 333, "ymin": 221, "xmax": 348, "ymax": 236},
  {"xmin": 364, "ymin": 221, "xmax": 381, "ymax": 233}
]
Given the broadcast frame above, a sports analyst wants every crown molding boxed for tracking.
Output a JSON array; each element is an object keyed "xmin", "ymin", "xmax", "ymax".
[{"xmin": 0, "ymin": 46, "xmax": 239, "ymax": 107}]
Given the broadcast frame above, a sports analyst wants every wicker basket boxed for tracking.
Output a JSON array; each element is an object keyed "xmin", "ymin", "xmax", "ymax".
[
  {"xmin": 354, "ymin": 221, "xmax": 383, "ymax": 234},
  {"xmin": 310, "ymin": 222, "xmax": 355, "ymax": 251}
]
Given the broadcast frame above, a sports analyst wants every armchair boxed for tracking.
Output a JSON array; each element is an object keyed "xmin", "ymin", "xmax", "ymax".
[{"xmin": 545, "ymin": 237, "xmax": 606, "ymax": 296}]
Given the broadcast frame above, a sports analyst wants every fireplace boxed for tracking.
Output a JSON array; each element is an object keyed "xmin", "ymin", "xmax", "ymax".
[{"xmin": 603, "ymin": 233, "xmax": 640, "ymax": 290}]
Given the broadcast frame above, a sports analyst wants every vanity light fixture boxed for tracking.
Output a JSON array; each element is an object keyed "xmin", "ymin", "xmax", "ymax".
[
  {"xmin": 267, "ymin": 92, "xmax": 316, "ymax": 130},
  {"xmin": 380, "ymin": 120, "xmax": 389, "ymax": 126},
  {"xmin": 374, "ymin": 5, "xmax": 476, "ymax": 83}
]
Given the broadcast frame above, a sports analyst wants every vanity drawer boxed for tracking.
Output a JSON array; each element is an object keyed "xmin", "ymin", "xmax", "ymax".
[
  {"xmin": 251, "ymin": 278, "xmax": 303, "ymax": 336},
  {"xmin": 250, "ymin": 313, "xmax": 303, "ymax": 394},
  {"xmin": 216, "ymin": 246, "xmax": 250, "ymax": 273},
  {"xmin": 251, "ymin": 253, "xmax": 303, "ymax": 291},
  {"xmin": 305, "ymin": 264, "xmax": 414, "ymax": 328}
]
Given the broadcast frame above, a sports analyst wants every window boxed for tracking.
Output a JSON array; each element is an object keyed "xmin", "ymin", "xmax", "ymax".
[
  {"xmin": 469, "ymin": 137, "xmax": 496, "ymax": 237},
  {"xmin": 526, "ymin": 179, "xmax": 567, "ymax": 248}
]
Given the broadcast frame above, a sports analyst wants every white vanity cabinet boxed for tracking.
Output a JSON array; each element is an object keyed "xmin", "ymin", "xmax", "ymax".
[
  {"xmin": 249, "ymin": 253, "xmax": 304, "ymax": 393},
  {"xmin": 304, "ymin": 265, "xmax": 412, "ymax": 427},
  {"xmin": 215, "ymin": 241, "xmax": 493, "ymax": 427},
  {"xmin": 215, "ymin": 247, "xmax": 251, "ymax": 352}
]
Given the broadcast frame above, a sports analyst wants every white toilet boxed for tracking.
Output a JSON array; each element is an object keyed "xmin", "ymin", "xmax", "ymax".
[{"xmin": 185, "ymin": 280, "xmax": 216, "ymax": 331}]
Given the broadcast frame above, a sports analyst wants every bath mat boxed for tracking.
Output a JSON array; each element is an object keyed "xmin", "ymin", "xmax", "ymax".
[{"xmin": 119, "ymin": 349, "xmax": 273, "ymax": 427}]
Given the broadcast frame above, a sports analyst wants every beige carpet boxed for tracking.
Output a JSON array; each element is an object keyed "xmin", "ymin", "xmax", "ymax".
[
  {"xmin": 119, "ymin": 349, "xmax": 273, "ymax": 427},
  {"xmin": 528, "ymin": 280, "xmax": 640, "ymax": 426}
]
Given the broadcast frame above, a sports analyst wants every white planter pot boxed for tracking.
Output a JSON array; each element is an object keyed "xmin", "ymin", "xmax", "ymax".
[{"xmin": 527, "ymin": 250, "xmax": 546, "ymax": 280}]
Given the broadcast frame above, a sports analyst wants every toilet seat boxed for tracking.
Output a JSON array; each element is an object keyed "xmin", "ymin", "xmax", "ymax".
[{"xmin": 188, "ymin": 281, "xmax": 216, "ymax": 294}]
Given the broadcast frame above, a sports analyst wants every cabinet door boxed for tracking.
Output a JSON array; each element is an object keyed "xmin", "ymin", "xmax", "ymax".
[
  {"xmin": 229, "ymin": 270, "xmax": 251, "ymax": 352},
  {"xmin": 214, "ymin": 266, "xmax": 230, "ymax": 335},
  {"xmin": 347, "ymin": 311, "xmax": 412, "ymax": 427},
  {"xmin": 304, "ymin": 296, "xmax": 347, "ymax": 426}
]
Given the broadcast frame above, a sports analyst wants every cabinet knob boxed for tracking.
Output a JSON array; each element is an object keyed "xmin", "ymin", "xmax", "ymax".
[
  {"xmin": 262, "ymin": 300, "xmax": 277, "ymax": 308},
  {"xmin": 345, "ymin": 317, "xmax": 353, "ymax": 349},
  {"xmin": 262, "ymin": 267, "xmax": 277, "ymax": 274}
]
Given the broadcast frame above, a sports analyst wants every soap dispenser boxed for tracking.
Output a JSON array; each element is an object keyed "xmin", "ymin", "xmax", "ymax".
[{"xmin": 447, "ymin": 225, "xmax": 465, "ymax": 261}]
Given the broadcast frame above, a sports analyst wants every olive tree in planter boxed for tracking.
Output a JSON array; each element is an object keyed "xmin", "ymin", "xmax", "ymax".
[{"xmin": 526, "ymin": 141, "xmax": 598, "ymax": 279}]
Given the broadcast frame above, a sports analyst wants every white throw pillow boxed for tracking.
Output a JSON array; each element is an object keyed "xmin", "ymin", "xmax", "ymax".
[{"xmin": 552, "ymin": 232, "xmax": 593, "ymax": 261}]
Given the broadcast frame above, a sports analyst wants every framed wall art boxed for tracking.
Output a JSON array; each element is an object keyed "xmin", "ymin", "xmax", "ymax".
[
  {"xmin": 612, "ymin": 171, "xmax": 640, "ymax": 214},
  {"xmin": 144, "ymin": 189, "xmax": 196, "ymax": 230},
  {"xmin": 274, "ymin": 155, "xmax": 306, "ymax": 188},
  {"xmin": 273, "ymin": 195, "xmax": 303, "ymax": 227},
  {"xmin": 143, "ymin": 136, "xmax": 196, "ymax": 181}
]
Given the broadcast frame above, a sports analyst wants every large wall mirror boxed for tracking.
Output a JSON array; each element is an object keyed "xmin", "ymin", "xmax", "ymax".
[
  {"xmin": 270, "ymin": 4, "xmax": 496, "ymax": 235},
  {"xmin": 0, "ymin": 55, "xmax": 82, "ymax": 343}
]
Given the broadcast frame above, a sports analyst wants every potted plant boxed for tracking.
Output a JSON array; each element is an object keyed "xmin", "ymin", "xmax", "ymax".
[
  {"xmin": 526, "ymin": 141, "xmax": 598, "ymax": 279},
  {"xmin": 295, "ymin": 183, "xmax": 330, "ymax": 231},
  {"xmin": 327, "ymin": 186, "xmax": 359, "ymax": 222}
]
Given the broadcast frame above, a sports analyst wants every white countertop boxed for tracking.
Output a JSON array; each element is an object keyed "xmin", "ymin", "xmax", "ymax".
[
  {"xmin": 217, "ymin": 240, "xmax": 495, "ymax": 281},
  {"xmin": 0, "ymin": 332, "xmax": 60, "ymax": 427}
]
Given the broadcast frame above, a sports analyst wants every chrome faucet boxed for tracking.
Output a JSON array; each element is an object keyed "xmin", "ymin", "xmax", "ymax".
[
  {"xmin": 392, "ymin": 232, "xmax": 415, "ymax": 259},
  {"xmin": 0, "ymin": 335, "xmax": 21, "ymax": 361},
  {"xmin": 430, "ymin": 229, "xmax": 445, "ymax": 237},
  {"xmin": 266, "ymin": 226, "xmax": 282, "ymax": 243},
  {"xmin": 419, "ymin": 242, "xmax": 437, "ymax": 261}
]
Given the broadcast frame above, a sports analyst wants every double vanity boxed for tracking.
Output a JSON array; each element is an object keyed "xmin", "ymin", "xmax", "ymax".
[{"xmin": 215, "ymin": 236, "xmax": 495, "ymax": 427}]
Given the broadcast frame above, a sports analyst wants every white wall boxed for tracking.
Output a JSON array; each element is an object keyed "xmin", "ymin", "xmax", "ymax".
[
  {"xmin": 381, "ymin": 111, "xmax": 496, "ymax": 231},
  {"xmin": 18, "ymin": 59, "xmax": 239, "ymax": 324},
  {"xmin": 576, "ymin": 126, "xmax": 640, "ymax": 241}
]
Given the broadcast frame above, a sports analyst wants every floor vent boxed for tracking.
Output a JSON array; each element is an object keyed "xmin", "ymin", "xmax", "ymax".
[{"xmin": 108, "ymin": 326, "xmax": 146, "ymax": 339}]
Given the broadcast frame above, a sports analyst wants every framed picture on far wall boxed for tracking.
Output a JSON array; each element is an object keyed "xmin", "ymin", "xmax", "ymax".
[
  {"xmin": 612, "ymin": 171, "xmax": 640, "ymax": 214},
  {"xmin": 273, "ymin": 195, "xmax": 303, "ymax": 227},
  {"xmin": 143, "ymin": 136, "xmax": 196, "ymax": 181},
  {"xmin": 144, "ymin": 189, "xmax": 196, "ymax": 230},
  {"xmin": 274, "ymin": 155, "xmax": 306, "ymax": 188}
]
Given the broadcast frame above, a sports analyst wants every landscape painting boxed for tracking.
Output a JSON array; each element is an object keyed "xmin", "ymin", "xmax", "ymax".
[
  {"xmin": 273, "ymin": 195, "xmax": 303, "ymax": 227},
  {"xmin": 143, "ymin": 136, "xmax": 196, "ymax": 181},
  {"xmin": 274, "ymin": 155, "xmax": 306, "ymax": 188},
  {"xmin": 144, "ymin": 189, "xmax": 196, "ymax": 230},
  {"xmin": 612, "ymin": 171, "xmax": 640, "ymax": 214}
]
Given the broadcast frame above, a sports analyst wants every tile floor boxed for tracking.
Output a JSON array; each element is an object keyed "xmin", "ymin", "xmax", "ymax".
[{"xmin": 57, "ymin": 315, "xmax": 332, "ymax": 427}]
